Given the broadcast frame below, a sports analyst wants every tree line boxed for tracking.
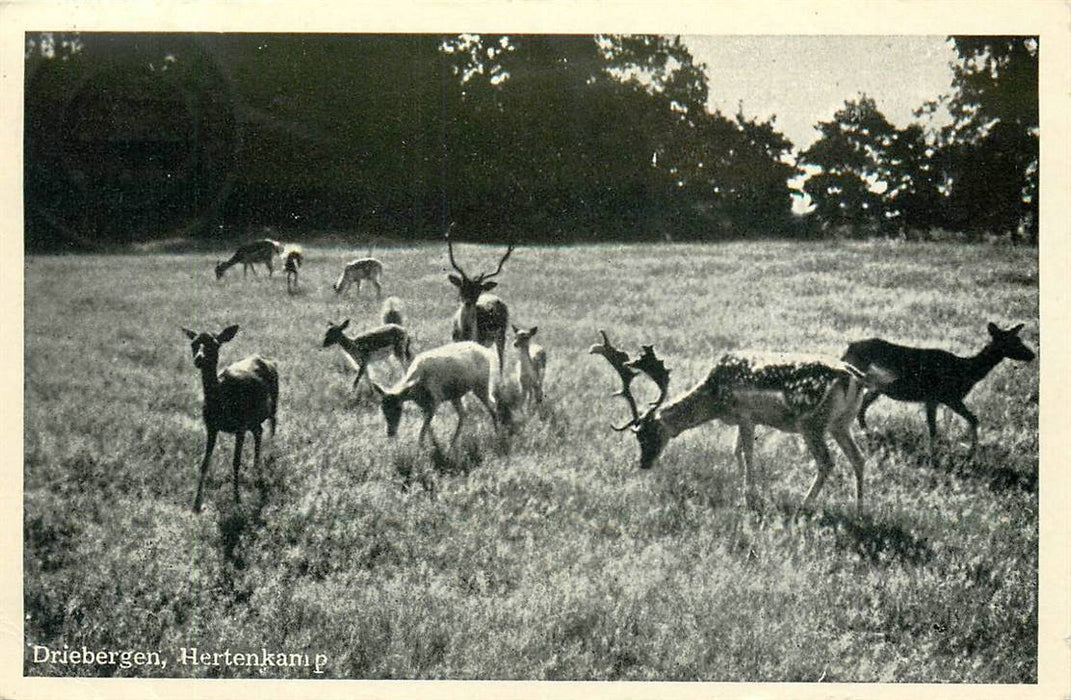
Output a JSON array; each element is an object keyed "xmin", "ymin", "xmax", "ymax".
[{"xmin": 23, "ymin": 33, "xmax": 1038, "ymax": 250}]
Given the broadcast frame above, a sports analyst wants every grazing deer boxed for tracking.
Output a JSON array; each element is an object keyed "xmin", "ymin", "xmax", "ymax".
[
  {"xmin": 322, "ymin": 319, "xmax": 413, "ymax": 393},
  {"xmin": 446, "ymin": 228, "xmax": 514, "ymax": 373},
  {"xmin": 380, "ymin": 296, "xmax": 404, "ymax": 326},
  {"xmin": 512, "ymin": 325, "xmax": 547, "ymax": 407},
  {"xmin": 181, "ymin": 325, "xmax": 279, "ymax": 512},
  {"xmin": 284, "ymin": 247, "xmax": 304, "ymax": 294},
  {"xmin": 591, "ymin": 331, "xmax": 870, "ymax": 513},
  {"xmin": 334, "ymin": 258, "xmax": 384, "ymax": 297},
  {"xmin": 371, "ymin": 341, "xmax": 500, "ymax": 450},
  {"xmin": 215, "ymin": 239, "xmax": 283, "ymax": 279},
  {"xmin": 842, "ymin": 322, "xmax": 1035, "ymax": 457}
]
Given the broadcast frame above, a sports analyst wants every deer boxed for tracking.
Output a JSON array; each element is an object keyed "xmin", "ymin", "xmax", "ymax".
[
  {"xmin": 512, "ymin": 325, "xmax": 547, "ymax": 407},
  {"xmin": 591, "ymin": 330, "xmax": 872, "ymax": 514},
  {"xmin": 842, "ymin": 322, "xmax": 1035, "ymax": 458},
  {"xmin": 215, "ymin": 238, "xmax": 283, "ymax": 279},
  {"xmin": 181, "ymin": 325, "xmax": 279, "ymax": 513},
  {"xmin": 284, "ymin": 247, "xmax": 304, "ymax": 294},
  {"xmin": 334, "ymin": 258, "xmax": 384, "ymax": 297},
  {"xmin": 446, "ymin": 227, "xmax": 514, "ymax": 373},
  {"xmin": 370, "ymin": 341, "xmax": 500, "ymax": 450},
  {"xmin": 322, "ymin": 319, "xmax": 413, "ymax": 394}
]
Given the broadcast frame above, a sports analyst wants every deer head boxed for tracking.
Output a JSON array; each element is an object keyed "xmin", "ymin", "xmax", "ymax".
[
  {"xmin": 986, "ymin": 322, "xmax": 1035, "ymax": 362},
  {"xmin": 322, "ymin": 319, "xmax": 351, "ymax": 349},
  {"xmin": 590, "ymin": 330, "xmax": 672, "ymax": 469},
  {"xmin": 446, "ymin": 225, "xmax": 515, "ymax": 307},
  {"xmin": 182, "ymin": 325, "xmax": 239, "ymax": 370}
]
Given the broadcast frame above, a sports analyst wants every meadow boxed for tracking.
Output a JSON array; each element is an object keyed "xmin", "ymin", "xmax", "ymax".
[{"xmin": 23, "ymin": 239, "xmax": 1039, "ymax": 681}]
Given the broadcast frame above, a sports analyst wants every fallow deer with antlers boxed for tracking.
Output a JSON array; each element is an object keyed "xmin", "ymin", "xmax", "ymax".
[
  {"xmin": 592, "ymin": 331, "xmax": 873, "ymax": 513},
  {"xmin": 446, "ymin": 227, "xmax": 514, "ymax": 373},
  {"xmin": 843, "ymin": 322, "xmax": 1035, "ymax": 457},
  {"xmin": 182, "ymin": 325, "xmax": 279, "ymax": 512}
]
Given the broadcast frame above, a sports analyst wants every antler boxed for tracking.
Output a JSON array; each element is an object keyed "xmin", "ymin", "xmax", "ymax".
[
  {"xmin": 590, "ymin": 332, "xmax": 672, "ymax": 431},
  {"xmin": 589, "ymin": 330, "xmax": 642, "ymax": 430},
  {"xmin": 628, "ymin": 345, "xmax": 671, "ymax": 419},
  {"xmin": 445, "ymin": 223, "xmax": 467, "ymax": 279},
  {"xmin": 481, "ymin": 241, "xmax": 515, "ymax": 281}
]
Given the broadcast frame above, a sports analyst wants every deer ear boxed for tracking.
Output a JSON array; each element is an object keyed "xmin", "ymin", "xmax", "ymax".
[
  {"xmin": 340, "ymin": 319, "xmax": 350, "ymax": 330},
  {"xmin": 1010, "ymin": 323, "xmax": 1024, "ymax": 334},
  {"xmin": 511, "ymin": 324, "xmax": 519, "ymax": 334},
  {"xmin": 529, "ymin": 326, "xmax": 538, "ymax": 336},
  {"xmin": 218, "ymin": 325, "xmax": 240, "ymax": 343},
  {"xmin": 448, "ymin": 275, "xmax": 463, "ymax": 288},
  {"xmin": 987, "ymin": 322, "xmax": 1000, "ymax": 336},
  {"xmin": 482, "ymin": 281, "xmax": 498, "ymax": 291},
  {"xmin": 370, "ymin": 382, "xmax": 386, "ymax": 396},
  {"xmin": 182, "ymin": 327, "xmax": 197, "ymax": 340}
]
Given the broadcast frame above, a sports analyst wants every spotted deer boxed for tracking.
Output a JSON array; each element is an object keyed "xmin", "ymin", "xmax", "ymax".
[
  {"xmin": 322, "ymin": 319, "xmax": 412, "ymax": 393},
  {"xmin": 334, "ymin": 257, "xmax": 385, "ymax": 297},
  {"xmin": 512, "ymin": 325, "xmax": 547, "ymax": 407},
  {"xmin": 215, "ymin": 239, "xmax": 283, "ymax": 279},
  {"xmin": 182, "ymin": 325, "xmax": 279, "ymax": 512},
  {"xmin": 591, "ymin": 331, "xmax": 871, "ymax": 513},
  {"xmin": 371, "ymin": 341, "xmax": 500, "ymax": 450},
  {"xmin": 843, "ymin": 322, "xmax": 1035, "ymax": 457},
  {"xmin": 446, "ymin": 227, "xmax": 513, "ymax": 373}
]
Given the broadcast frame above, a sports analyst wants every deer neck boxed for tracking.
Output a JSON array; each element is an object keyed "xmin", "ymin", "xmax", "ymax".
[
  {"xmin": 336, "ymin": 333, "xmax": 366, "ymax": 364},
  {"xmin": 199, "ymin": 361, "xmax": 221, "ymax": 398},
  {"xmin": 654, "ymin": 382, "xmax": 721, "ymax": 439},
  {"xmin": 967, "ymin": 344, "xmax": 1006, "ymax": 385}
]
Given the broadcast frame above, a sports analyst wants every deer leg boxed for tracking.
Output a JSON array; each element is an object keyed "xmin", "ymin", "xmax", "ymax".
[
  {"xmin": 193, "ymin": 428, "xmax": 218, "ymax": 512},
  {"xmin": 832, "ymin": 427, "xmax": 866, "ymax": 514},
  {"xmin": 231, "ymin": 431, "xmax": 245, "ymax": 504},
  {"xmin": 800, "ymin": 430, "xmax": 834, "ymax": 513},
  {"xmin": 418, "ymin": 404, "xmax": 439, "ymax": 450},
  {"xmin": 355, "ymin": 279, "xmax": 362, "ymax": 296},
  {"xmin": 267, "ymin": 260, "xmax": 273, "ymax": 277},
  {"xmin": 857, "ymin": 390, "xmax": 881, "ymax": 430},
  {"xmin": 475, "ymin": 388, "xmax": 499, "ymax": 432},
  {"xmin": 372, "ymin": 278, "xmax": 382, "ymax": 299},
  {"xmin": 925, "ymin": 402, "xmax": 939, "ymax": 457},
  {"xmin": 252, "ymin": 425, "xmax": 263, "ymax": 470},
  {"xmin": 353, "ymin": 362, "xmax": 368, "ymax": 391},
  {"xmin": 450, "ymin": 398, "xmax": 466, "ymax": 448},
  {"xmin": 945, "ymin": 399, "xmax": 980, "ymax": 458},
  {"xmin": 736, "ymin": 422, "xmax": 758, "ymax": 508}
]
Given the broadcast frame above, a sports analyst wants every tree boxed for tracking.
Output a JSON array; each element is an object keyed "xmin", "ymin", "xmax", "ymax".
[{"xmin": 935, "ymin": 36, "xmax": 1039, "ymax": 241}]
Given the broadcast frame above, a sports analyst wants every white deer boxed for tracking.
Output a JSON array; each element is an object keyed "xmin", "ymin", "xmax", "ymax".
[
  {"xmin": 371, "ymin": 341, "xmax": 500, "ymax": 450},
  {"xmin": 446, "ymin": 227, "xmax": 513, "ymax": 373},
  {"xmin": 591, "ymin": 331, "xmax": 872, "ymax": 513},
  {"xmin": 512, "ymin": 324, "xmax": 547, "ymax": 407},
  {"xmin": 322, "ymin": 319, "xmax": 412, "ymax": 393},
  {"xmin": 182, "ymin": 325, "xmax": 279, "ymax": 512},
  {"xmin": 215, "ymin": 239, "xmax": 283, "ymax": 279}
]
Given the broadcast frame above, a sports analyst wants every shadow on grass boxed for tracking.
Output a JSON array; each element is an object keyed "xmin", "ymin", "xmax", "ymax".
[
  {"xmin": 864, "ymin": 425, "xmax": 1037, "ymax": 495},
  {"xmin": 784, "ymin": 504, "xmax": 935, "ymax": 567}
]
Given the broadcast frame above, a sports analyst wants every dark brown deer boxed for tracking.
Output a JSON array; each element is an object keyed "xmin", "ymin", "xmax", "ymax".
[
  {"xmin": 182, "ymin": 325, "xmax": 279, "ymax": 512},
  {"xmin": 215, "ymin": 239, "xmax": 283, "ymax": 279},
  {"xmin": 842, "ymin": 322, "xmax": 1035, "ymax": 457},
  {"xmin": 592, "ymin": 331, "xmax": 870, "ymax": 513},
  {"xmin": 446, "ymin": 227, "xmax": 513, "ymax": 372}
]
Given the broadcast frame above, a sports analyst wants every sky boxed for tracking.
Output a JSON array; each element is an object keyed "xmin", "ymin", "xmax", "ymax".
[{"xmin": 682, "ymin": 35, "xmax": 959, "ymax": 151}]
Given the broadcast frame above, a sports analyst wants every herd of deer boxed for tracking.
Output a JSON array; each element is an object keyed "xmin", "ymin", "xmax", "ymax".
[{"xmin": 189, "ymin": 233, "xmax": 1035, "ymax": 515}]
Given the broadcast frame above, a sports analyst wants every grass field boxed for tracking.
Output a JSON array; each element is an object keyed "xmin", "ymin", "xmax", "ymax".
[{"xmin": 23, "ymin": 239, "xmax": 1039, "ymax": 681}]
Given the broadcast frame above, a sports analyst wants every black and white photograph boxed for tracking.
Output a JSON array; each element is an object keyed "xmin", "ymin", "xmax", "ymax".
[{"xmin": 6, "ymin": 1, "xmax": 1070, "ymax": 697}]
